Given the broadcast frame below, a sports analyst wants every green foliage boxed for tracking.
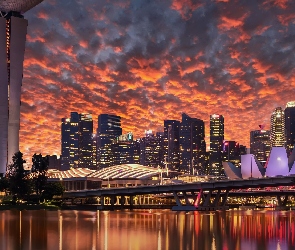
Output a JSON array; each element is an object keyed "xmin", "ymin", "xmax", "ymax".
[
  {"xmin": 31, "ymin": 154, "xmax": 49, "ymax": 195},
  {"xmin": 42, "ymin": 182, "xmax": 64, "ymax": 200},
  {"xmin": 6, "ymin": 151, "xmax": 32, "ymax": 199}
]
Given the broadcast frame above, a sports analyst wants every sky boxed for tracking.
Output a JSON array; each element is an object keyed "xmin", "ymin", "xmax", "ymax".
[{"xmin": 20, "ymin": 0, "xmax": 295, "ymax": 163}]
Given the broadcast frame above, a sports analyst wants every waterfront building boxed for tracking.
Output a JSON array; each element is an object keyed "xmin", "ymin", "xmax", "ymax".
[
  {"xmin": 0, "ymin": 1, "xmax": 44, "ymax": 174},
  {"xmin": 250, "ymin": 130, "xmax": 271, "ymax": 166},
  {"xmin": 140, "ymin": 131, "xmax": 164, "ymax": 168},
  {"xmin": 209, "ymin": 114, "xmax": 224, "ymax": 176},
  {"xmin": 270, "ymin": 107, "xmax": 286, "ymax": 147},
  {"xmin": 91, "ymin": 134, "xmax": 97, "ymax": 169},
  {"xmin": 179, "ymin": 113, "xmax": 206, "ymax": 174},
  {"xmin": 164, "ymin": 120, "xmax": 180, "ymax": 171},
  {"xmin": 285, "ymin": 101, "xmax": 295, "ymax": 156},
  {"xmin": 265, "ymin": 147, "xmax": 289, "ymax": 177}
]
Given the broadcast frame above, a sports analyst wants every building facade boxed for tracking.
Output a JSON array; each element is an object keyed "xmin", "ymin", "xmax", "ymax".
[
  {"xmin": 0, "ymin": 12, "xmax": 27, "ymax": 173},
  {"xmin": 209, "ymin": 114, "xmax": 224, "ymax": 176},
  {"xmin": 61, "ymin": 112, "xmax": 94, "ymax": 170},
  {"xmin": 140, "ymin": 131, "xmax": 164, "ymax": 168},
  {"xmin": 97, "ymin": 114, "xmax": 122, "ymax": 168},
  {"xmin": 164, "ymin": 120, "xmax": 180, "ymax": 171},
  {"xmin": 270, "ymin": 107, "xmax": 286, "ymax": 147},
  {"xmin": 222, "ymin": 140, "xmax": 241, "ymax": 165},
  {"xmin": 78, "ymin": 113, "xmax": 93, "ymax": 168},
  {"xmin": 285, "ymin": 101, "xmax": 295, "ymax": 156},
  {"xmin": 250, "ymin": 130, "xmax": 271, "ymax": 166},
  {"xmin": 179, "ymin": 113, "xmax": 206, "ymax": 174}
]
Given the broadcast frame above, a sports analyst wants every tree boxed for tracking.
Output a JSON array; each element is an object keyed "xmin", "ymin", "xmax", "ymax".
[
  {"xmin": 31, "ymin": 154, "xmax": 49, "ymax": 196},
  {"xmin": 0, "ymin": 177, "xmax": 9, "ymax": 193},
  {"xmin": 42, "ymin": 182, "xmax": 64, "ymax": 200},
  {"xmin": 7, "ymin": 151, "xmax": 32, "ymax": 199}
]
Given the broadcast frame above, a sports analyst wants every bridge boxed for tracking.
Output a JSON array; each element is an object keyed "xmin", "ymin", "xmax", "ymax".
[{"xmin": 63, "ymin": 176, "xmax": 295, "ymax": 211}]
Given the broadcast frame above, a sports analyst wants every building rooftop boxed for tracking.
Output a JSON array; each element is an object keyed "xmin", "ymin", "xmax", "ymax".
[
  {"xmin": 0, "ymin": 0, "xmax": 44, "ymax": 13},
  {"xmin": 47, "ymin": 164, "xmax": 162, "ymax": 180}
]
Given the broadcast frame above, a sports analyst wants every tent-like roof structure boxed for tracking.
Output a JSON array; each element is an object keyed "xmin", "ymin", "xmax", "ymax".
[
  {"xmin": 0, "ymin": 0, "xmax": 44, "ymax": 14},
  {"xmin": 88, "ymin": 164, "xmax": 160, "ymax": 180},
  {"xmin": 47, "ymin": 164, "xmax": 161, "ymax": 180}
]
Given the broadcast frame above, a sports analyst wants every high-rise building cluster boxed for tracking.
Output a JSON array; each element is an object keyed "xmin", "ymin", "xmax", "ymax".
[
  {"xmin": 59, "ymin": 101, "xmax": 295, "ymax": 176},
  {"xmin": 250, "ymin": 102, "xmax": 295, "ymax": 166}
]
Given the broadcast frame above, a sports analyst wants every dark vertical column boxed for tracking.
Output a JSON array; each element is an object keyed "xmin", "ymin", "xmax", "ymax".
[
  {"xmin": 8, "ymin": 16, "xmax": 28, "ymax": 164},
  {"xmin": 0, "ymin": 17, "xmax": 8, "ymax": 174}
]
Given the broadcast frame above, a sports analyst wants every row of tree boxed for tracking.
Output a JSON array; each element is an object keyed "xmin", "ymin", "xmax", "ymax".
[{"xmin": 0, "ymin": 152, "xmax": 64, "ymax": 202}]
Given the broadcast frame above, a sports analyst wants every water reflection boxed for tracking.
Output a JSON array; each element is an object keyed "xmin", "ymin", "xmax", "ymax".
[{"xmin": 0, "ymin": 209, "xmax": 294, "ymax": 250}]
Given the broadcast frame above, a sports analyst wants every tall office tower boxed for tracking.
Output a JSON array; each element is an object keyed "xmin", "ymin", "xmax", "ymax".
[
  {"xmin": 270, "ymin": 107, "xmax": 286, "ymax": 147},
  {"xmin": 209, "ymin": 114, "xmax": 224, "ymax": 176},
  {"xmin": 97, "ymin": 114, "xmax": 122, "ymax": 168},
  {"xmin": 250, "ymin": 129, "xmax": 271, "ymax": 166},
  {"xmin": 285, "ymin": 101, "xmax": 295, "ymax": 155},
  {"xmin": 61, "ymin": 112, "xmax": 79, "ymax": 170},
  {"xmin": 140, "ymin": 131, "xmax": 164, "ymax": 168},
  {"xmin": 78, "ymin": 113, "xmax": 93, "ymax": 168},
  {"xmin": 164, "ymin": 120, "xmax": 180, "ymax": 171},
  {"xmin": 111, "ymin": 132, "xmax": 140, "ymax": 166},
  {"xmin": 179, "ymin": 113, "xmax": 206, "ymax": 174},
  {"xmin": 0, "ymin": 1, "xmax": 44, "ymax": 174},
  {"xmin": 91, "ymin": 134, "xmax": 97, "ymax": 169},
  {"xmin": 222, "ymin": 141, "xmax": 240, "ymax": 165}
]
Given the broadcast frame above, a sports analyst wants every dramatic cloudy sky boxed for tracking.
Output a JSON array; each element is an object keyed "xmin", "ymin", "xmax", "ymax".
[{"xmin": 20, "ymin": 0, "xmax": 295, "ymax": 162}]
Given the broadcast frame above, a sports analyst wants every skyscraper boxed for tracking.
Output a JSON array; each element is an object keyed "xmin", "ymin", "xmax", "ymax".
[
  {"xmin": 140, "ymin": 131, "xmax": 164, "ymax": 168},
  {"xmin": 78, "ymin": 113, "xmax": 93, "ymax": 168},
  {"xmin": 250, "ymin": 130, "xmax": 271, "ymax": 166},
  {"xmin": 97, "ymin": 114, "xmax": 122, "ymax": 168},
  {"xmin": 209, "ymin": 114, "xmax": 224, "ymax": 176},
  {"xmin": 270, "ymin": 107, "xmax": 285, "ymax": 147},
  {"xmin": 61, "ymin": 112, "xmax": 79, "ymax": 170},
  {"xmin": 285, "ymin": 101, "xmax": 295, "ymax": 155},
  {"xmin": 61, "ymin": 112, "xmax": 94, "ymax": 170},
  {"xmin": 164, "ymin": 120, "xmax": 180, "ymax": 171},
  {"xmin": 179, "ymin": 113, "xmax": 206, "ymax": 174},
  {"xmin": 0, "ymin": 1, "xmax": 44, "ymax": 174}
]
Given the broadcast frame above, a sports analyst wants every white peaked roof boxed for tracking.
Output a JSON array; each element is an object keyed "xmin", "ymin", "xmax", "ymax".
[
  {"xmin": 288, "ymin": 147, "xmax": 295, "ymax": 169},
  {"xmin": 241, "ymin": 154, "xmax": 264, "ymax": 179},
  {"xmin": 265, "ymin": 147, "xmax": 289, "ymax": 177},
  {"xmin": 0, "ymin": 0, "xmax": 44, "ymax": 13},
  {"xmin": 289, "ymin": 160, "xmax": 295, "ymax": 175},
  {"xmin": 223, "ymin": 162, "xmax": 242, "ymax": 179}
]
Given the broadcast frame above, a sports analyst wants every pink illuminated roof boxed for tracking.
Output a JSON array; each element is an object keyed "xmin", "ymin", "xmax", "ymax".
[{"xmin": 0, "ymin": 0, "xmax": 44, "ymax": 13}]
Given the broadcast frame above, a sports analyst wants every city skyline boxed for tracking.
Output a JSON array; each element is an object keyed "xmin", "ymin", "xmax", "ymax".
[{"xmin": 18, "ymin": 0, "xmax": 295, "ymax": 163}]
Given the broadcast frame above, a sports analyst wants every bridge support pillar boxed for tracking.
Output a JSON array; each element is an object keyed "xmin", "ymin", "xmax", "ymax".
[
  {"xmin": 130, "ymin": 195, "xmax": 134, "ymax": 210},
  {"xmin": 173, "ymin": 191, "xmax": 182, "ymax": 206},
  {"xmin": 277, "ymin": 195, "xmax": 289, "ymax": 207},
  {"xmin": 212, "ymin": 190, "xmax": 221, "ymax": 207},
  {"xmin": 203, "ymin": 190, "xmax": 212, "ymax": 207},
  {"xmin": 221, "ymin": 190, "xmax": 229, "ymax": 207}
]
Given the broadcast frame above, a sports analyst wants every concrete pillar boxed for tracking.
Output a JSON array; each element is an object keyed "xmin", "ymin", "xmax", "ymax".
[
  {"xmin": 203, "ymin": 190, "xmax": 212, "ymax": 207},
  {"xmin": 173, "ymin": 191, "xmax": 182, "ymax": 206},
  {"xmin": 212, "ymin": 190, "xmax": 221, "ymax": 207},
  {"xmin": 221, "ymin": 190, "xmax": 229, "ymax": 207}
]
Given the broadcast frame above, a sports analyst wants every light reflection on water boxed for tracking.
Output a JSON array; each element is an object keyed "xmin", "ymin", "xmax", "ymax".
[{"xmin": 0, "ymin": 209, "xmax": 294, "ymax": 250}]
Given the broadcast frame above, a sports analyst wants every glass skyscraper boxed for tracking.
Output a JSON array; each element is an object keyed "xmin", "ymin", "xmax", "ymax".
[
  {"xmin": 97, "ymin": 114, "xmax": 122, "ymax": 168},
  {"xmin": 209, "ymin": 114, "xmax": 224, "ymax": 176},
  {"xmin": 250, "ymin": 130, "xmax": 270, "ymax": 166},
  {"xmin": 164, "ymin": 120, "xmax": 180, "ymax": 171},
  {"xmin": 270, "ymin": 107, "xmax": 285, "ymax": 147},
  {"xmin": 179, "ymin": 113, "xmax": 206, "ymax": 174}
]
